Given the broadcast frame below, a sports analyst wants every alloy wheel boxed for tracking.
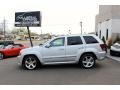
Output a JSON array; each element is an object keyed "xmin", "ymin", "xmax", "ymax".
[
  {"xmin": 0, "ymin": 53, "xmax": 3, "ymax": 60},
  {"xmin": 24, "ymin": 56, "xmax": 37, "ymax": 70},
  {"xmin": 82, "ymin": 55, "xmax": 95, "ymax": 68}
]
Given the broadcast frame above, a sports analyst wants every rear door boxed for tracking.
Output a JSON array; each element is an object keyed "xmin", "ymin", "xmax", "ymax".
[
  {"xmin": 66, "ymin": 36, "xmax": 83, "ymax": 61},
  {"xmin": 83, "ymin": 36, "xmax": 100, "ymax": 51}
]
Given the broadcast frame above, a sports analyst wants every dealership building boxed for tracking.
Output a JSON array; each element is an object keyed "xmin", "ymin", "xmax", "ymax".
[{"xmin": 95, "ymin": 5, "xmax": 120, "ymax": 44}]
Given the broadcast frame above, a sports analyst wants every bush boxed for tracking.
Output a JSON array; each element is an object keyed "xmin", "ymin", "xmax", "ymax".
[{"xmin": 108, "ymin": 38, "xmax": 113, "ymax": 49}]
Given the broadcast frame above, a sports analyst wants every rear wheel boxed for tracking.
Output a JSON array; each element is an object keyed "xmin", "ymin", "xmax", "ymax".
[
  {"xmin": 22, "ymin": 55, "xmax": 40, "ymax": 70},
  {"xmin": 0, "ymin": 53, "xmax": 4, "ymax": 60},
  {"xmin": 80, "ymin": 54, "xmax": 96, "ymax": 69}
]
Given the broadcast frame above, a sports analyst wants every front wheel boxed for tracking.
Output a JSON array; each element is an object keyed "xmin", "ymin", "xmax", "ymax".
[
  {"xmin": 22, "ymin": 55, "xmax": 40, "ymax": 70},
  {"xmin": 80, "ymin": 54, "xmax": 96, "ymax": 69},
  {"xmin": 0, "ymin": 52, "xmax": 4, "ymax": 60}
]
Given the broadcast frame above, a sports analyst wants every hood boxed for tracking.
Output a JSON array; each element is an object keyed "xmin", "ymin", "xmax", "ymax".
[{"xmin": 114, "ymin": 43, "xmax": 120, "ymax": 46}]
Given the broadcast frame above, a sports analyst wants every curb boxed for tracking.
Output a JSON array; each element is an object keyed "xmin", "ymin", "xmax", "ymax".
[{"xmin": 106, "ymin": 54, "xmax": 120, "ymax": 62}]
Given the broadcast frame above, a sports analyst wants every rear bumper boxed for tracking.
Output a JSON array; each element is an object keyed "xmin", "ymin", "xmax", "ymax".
[{"xmin": 96, "ymin": 51, "xmax": 106, "ymax": 60}]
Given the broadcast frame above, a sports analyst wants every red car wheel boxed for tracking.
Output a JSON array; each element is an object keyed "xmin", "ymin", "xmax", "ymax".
[{"xmin": 0, "ymin": 52, "xmax": 4, "ymax": 60}]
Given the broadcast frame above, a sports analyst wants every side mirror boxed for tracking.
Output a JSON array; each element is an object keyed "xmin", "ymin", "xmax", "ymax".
[{"xmin": 45, "ymin": 43, "xmax": 51, "ymax": 48}]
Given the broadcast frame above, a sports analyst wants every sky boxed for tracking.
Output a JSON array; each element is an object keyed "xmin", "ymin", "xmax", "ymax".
[{"xmin": 0, "ymin": 0, "xmax": 120, "ymax": 35}]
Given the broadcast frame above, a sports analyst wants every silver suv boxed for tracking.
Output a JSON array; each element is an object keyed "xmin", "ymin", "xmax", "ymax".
[{"xmin": 18, "ymin": 34, "xmax": 106, "ymax": 70}]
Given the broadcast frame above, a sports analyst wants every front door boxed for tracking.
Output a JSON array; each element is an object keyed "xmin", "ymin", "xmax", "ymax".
[{"xmin": 42, "ymin": 37, "xmax": 66, "ymax": 63}]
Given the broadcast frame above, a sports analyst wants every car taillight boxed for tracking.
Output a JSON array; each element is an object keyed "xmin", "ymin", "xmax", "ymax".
[{"xmin": 100, "ymin": 44, "xmax": 107, "ymax": 52}]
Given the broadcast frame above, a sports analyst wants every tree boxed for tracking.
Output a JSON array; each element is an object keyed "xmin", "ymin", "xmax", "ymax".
[
  {"xmin": 11, "ymin": 27, "xmax": 28, "ymax": 35},
  {"xmin": 11, "ymin": 28, "xmax": 19, "ymax": 35},
  {"xmin": 30, "ymin": 32, "xmax": 39, "ymax": 36}
]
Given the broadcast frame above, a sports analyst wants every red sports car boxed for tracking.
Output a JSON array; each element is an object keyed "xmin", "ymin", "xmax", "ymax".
[{"xmin": 0, "ymin": 44, "xmax": 28, "ymax": 59}]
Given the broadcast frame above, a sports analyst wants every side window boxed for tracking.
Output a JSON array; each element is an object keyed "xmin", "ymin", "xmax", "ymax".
[
  {"xmin": 50, "ymin": 37, "xmax": 65, "ymax": 47},
  {"xmin": 83, "ymin": 36, "xmax": 98, "ymax": 44},
  {"xmin": 67, "ymin": 36, "xmax": 83, "ymax": 45}
]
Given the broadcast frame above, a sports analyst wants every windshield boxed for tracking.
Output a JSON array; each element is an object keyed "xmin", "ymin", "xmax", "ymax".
[
  {"xmin": 116, "ymin": 41, "xmax": 120, "ymax": 44},
  {"xmin": 5, "ymin": 45, "xmax": 13, "ymax": 49},
  {"xmin": 0, "ymin": 45, "xmax": 4, "ymax": 49}
]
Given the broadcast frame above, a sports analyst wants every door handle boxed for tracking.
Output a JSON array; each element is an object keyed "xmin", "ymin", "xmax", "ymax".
[
  {"xmin": 59, "ymin": 49, "xmax": 64, "ymax": 50},
  {"xmin": 78, "ymin": 47, "xmax": 83, "ymax": 49}
]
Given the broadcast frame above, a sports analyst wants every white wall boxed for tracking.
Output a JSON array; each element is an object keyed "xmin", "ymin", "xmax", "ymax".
[
  {"xmin": 97, "ymin": 19, "xmax": 112, "ymax": 42},
  {"xmin": 112, "ymin": 19, "xmax": 120, "ymax": 33}
]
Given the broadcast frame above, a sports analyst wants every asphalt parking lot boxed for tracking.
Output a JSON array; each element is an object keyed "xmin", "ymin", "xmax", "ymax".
[
  {"xmin": 0, "ymin": 57, "xmax": 120, "ymax": 85},
  {"xmin": 0, "ymin": 40, "xmax": 120, "ymax": 85}
]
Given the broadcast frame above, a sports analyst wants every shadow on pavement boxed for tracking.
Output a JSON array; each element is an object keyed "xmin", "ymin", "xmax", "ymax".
[{"xmin": 17, "ymin": 62, "xmax": 103, "ymax": 71}]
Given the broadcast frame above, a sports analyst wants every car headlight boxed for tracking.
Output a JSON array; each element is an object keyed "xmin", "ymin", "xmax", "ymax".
[{"xmin": 19, "ymin": 50, "xmax": 23, "ymax": 56}]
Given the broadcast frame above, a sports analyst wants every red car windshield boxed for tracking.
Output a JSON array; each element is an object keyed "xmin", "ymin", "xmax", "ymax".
[{"xmin": 5, "ymin": 45, "xmax": 13, "ymax": 49}]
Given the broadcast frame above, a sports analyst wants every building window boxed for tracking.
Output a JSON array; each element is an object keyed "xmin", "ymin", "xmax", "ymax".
[
  {"xmin": 99, "ymin": 30, "xmax": 101, "ymax": 39},
  {"xmin": 106, "ymin": 29, "xmax": 108, "ymax": 40}
]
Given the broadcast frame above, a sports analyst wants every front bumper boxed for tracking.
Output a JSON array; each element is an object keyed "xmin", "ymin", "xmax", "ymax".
[
  {"xmin": 110, "ymin": 50, "xmax": 120, "ymax": 57},
  {"xmin": 17, "ymin": 55, "xmax": 24, "ymax": 65}
]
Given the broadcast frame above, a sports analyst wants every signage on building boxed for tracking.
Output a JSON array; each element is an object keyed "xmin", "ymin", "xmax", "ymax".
[{"xmin": 15, "ymin": 11, "xmax": 41, "ymax": 27}]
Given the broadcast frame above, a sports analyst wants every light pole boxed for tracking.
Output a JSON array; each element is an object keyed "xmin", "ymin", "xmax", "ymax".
[
  {"xmin": 68, "ymin": 29, "xmax": 71, "ymax": 35},
  {"xmin": 3, "ymin": 18, "xmax": 6, "ymax": 41},
  {"xmin": 80, "ymin": 21, "xmax": 82, "ymax": 35},
  {"xmin": 27, "ymin": 26, "xmax": 33, "ymax": 47}
]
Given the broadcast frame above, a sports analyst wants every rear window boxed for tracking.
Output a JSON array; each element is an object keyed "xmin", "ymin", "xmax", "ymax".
[
  {"xmin": 67, "ymin": 36, "xmax": 83, "ymax": 45},
  {"xmin": 83, "ymin": 36, "xmax": 98, "ymax": 44}
]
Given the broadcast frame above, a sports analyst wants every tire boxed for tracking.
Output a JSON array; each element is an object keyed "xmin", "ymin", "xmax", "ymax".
[
  {"xmin": 0, "ymin": 52, "xmax": 4, "ymax": 60},
  {"xmin": 22, "ymin": 55, "xmax": 40, "ymax": 70},
  {"xmin": 80, "ymin": 53, "xmax": 96, "ymax": 69},
  {"xmin": 110, "ymin": 50, "xmax": 114, "ymax": 56}
]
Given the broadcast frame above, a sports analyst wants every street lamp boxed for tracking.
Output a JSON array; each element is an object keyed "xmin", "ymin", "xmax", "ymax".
[
  {"xmin": 68, "ymin": 29, "xmax": 71, "ymax": 35},
  {"xmin": 80, "ymin": 21, "xmax": 82, "ymax": 35},
  {"xmin": 3, "ymin": 18, "xmax": 6, "ymax": 41}
]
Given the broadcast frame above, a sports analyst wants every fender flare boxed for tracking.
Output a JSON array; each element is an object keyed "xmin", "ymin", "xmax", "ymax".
[
  {"xmin": 76, "ymin": 48, "xmax": 98, "ymax": 62},
  {"xmin": 22, "ymin": 51, "xmax": 44, "ymax": 64}
]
